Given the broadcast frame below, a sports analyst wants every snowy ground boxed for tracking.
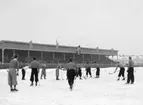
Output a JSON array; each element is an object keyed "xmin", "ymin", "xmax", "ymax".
[{"xmin": 0, "ymin": 67, "xmax": 142, "ymax": 105}]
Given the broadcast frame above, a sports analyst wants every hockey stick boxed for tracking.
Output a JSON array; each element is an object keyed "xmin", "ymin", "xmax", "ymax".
[
  {"xmin": 109, "ymin": 68, "xmax": 118, "ymax": 75},
  {"xmin": 109, "ymin": 70, "xmax": 117, "ymax": 75},
  {"xmin": 109, "ymin": 72, "xmax": 115, "ymax": 75}
]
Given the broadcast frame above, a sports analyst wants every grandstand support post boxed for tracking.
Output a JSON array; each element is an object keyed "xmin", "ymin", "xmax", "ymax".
[
  {"xmin": 13, "ymin": 49, "xmax": 15, "ymax": 56},
  {"xmin": 41, "ymin": 51, "xmax": 43, "ymax": 62},
  {"xmin": 63, "ymin": 53, "xmax": 65, "ymax": 61},
  {"xmin": 111, "ymin": 55, "xmax": 113, "ymax": 66},
  {"xmin": 28, "ymin": 50, "xmax": 30, "ymax": 63},
  {"xmin": 107, "ymin": 55, "xmax": 109, "ymax": 60},
  {"xmin": 2, "ymin": 48, "xmax": 4, "ymax": 64},
  {"xmin": 82, "ymin": 54, "xmax": 84, "ymax": 63},
  {"xmin": 53, "ymin": 52, "xmax": 55, "ymax": 63},
  {"xmin": 73, "ymin": 53, "xmax": 75, "ymax": 60},
  {"xmin": 98, "ymin": 55, "xmax": 100, "ymax": 61},
  {"xmin": 91, "ymin": 55, "xmax": 92, "ymax": 62}
]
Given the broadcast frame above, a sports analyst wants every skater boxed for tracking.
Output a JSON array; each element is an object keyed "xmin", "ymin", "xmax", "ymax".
[
  {"xmin": 126, "ymin": 56, "xmax": 134, "ymax": 84},
  {"xmin": 56, "ymin": 62, "xmax": 62, "ymax": 80},
  {"xmin": 76, "ymin": 63, "xmax": 82, "ymax": 79},
  {"xmin": 29, "ymin": 57, "xmax": 40, "ymax": 86},
  {"xmin": 21, "ymin": 67, "xmax": 26, "ymax": 80},
  {"xmin": 114, "ymin": 62, "xmax": 125, "ymax": 80},
  {"xmin": 75, "ymin": 67, "xmax": 78, "ymax": 78},
  {"xmin": 40, "ymin": 63, "xmax": 46, "ymax": 79},
  {"xmin": 66, "ymin": 59, "xmax": 76, "ymax": 90},
  {"xmin": 8, "ymin": 54, "xmax": 19, "ymax": 91},
  {"xmin": 85, "ymin": 62, "xmax": 92, "ymax": 78},
  {"xmin": 60, "ymin": 65, "xmax": 66, "ymax": 80},
  {"xmin": 95, "ymin": 64, "xmax": 100, "ymax": 78}
]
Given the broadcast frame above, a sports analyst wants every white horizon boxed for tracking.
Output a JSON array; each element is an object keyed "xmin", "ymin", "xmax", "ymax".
[{"xmin": 0, "ymin": 0, "xmax": 143, "ymax": 55}]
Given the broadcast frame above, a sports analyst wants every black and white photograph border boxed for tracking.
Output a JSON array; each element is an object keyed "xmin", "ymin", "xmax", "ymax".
[{"xmin": 0, "ymin": 0, "xmax": 143, "ymax": 105}]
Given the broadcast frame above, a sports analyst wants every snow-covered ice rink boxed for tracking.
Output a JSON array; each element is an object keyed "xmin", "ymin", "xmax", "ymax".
[{"xmin": 0, "ymin": 67, "xmax": 142, "ymax": 105}]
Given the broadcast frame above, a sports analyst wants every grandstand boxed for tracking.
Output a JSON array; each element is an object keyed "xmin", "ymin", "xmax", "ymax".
[{"xmin": 0, "ymin": 40, "xmax": 118, "ymax": 64}]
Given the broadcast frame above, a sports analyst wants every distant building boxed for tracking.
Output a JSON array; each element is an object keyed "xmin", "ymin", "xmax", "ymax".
[{"xmin": 0, "ymin": 40, "xmax": 118, "ymax": 64}]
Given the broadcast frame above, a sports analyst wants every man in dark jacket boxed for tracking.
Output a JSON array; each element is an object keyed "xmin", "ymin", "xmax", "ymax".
[
  {"xmin": 76, "ymin": 63, "xmax": 82, "ymax": 79},
  {"xmin": 29, "ymin": 57, "xmax": 40, "ymax": 86},
  {"xmin": 66, "ymin": 59, "xmax": 76, "ymax": 90},
  {"xmin": 95, "ymin": 64, "xmax": 100, "ymax": 78},
  {"xmin": 85, "ymin": 62, "xmax": 92, "ymax": 78},
  {"xmin": 114, "ymin": 62, "xmax": 125, "ymax": 81},
  {"xmin": 21, "ymin": 67, "xmax": 26, "ymax": 80},
  {"xmin": 126, "ymin": 56, "xmax": 134, "ymax": 84}
]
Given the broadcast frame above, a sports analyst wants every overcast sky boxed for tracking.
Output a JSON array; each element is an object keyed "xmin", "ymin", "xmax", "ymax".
[{"xmin": 0, "ymin": 0, "xmax": 143, "ymax": 55}]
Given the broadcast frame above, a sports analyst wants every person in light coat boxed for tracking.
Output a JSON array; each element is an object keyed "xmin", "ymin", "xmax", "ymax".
[
  {"xmin": 8, "ymin": 55, "xmax": 19, "ymax": 91},
  {"xmin": 56, "ymin": 62, "xmax": 62, "ymax": 80},
  {"xmin": 40, "ymin": 63, "xmax": 47, "ymax": 79}
]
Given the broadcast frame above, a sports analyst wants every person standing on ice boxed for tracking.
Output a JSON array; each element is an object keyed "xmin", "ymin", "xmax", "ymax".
[
  {"xmin": 95, "ymin": 64, "xmax": 100, "ymax": 78},
  {"xmin": 8, "ymin": 54, "xmax": 19, "ymax": 91},
  {"xmin": 40, "ymin": 63, "xmax": 46, "ymax": 79},
  {"xmin": 56, "ymin": 62, "xmax": 62, "ymax": 80},
  {"xmin": 85, "ymin": 62, "xmax": 92, "ymax": 78},
  {"xmin": 113, "ymin": 62, "xmax": 125, "ymax": 80},
  {"xmin": 29, "ymin": 57, "xmax": 40, "ymax": 86},
  {"xmin": 66, "ymin": 59, "xmax": 76, "ymax": 90},
  {"xmin": 126, "ymin": 56, "xmax": 135, "ymax": 84},
  {"xmin": 21, "ymin": 67, "xmax": 26, "ymax": 80},
  {"xmin": 76, "ymin": 63, "xmax": 82, "ymax": 79}
]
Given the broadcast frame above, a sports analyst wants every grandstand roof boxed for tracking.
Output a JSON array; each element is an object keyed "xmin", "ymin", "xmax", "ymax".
[{"xmin": 0, "ymin": 40, "xmax": 118, "ymax": 56}]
